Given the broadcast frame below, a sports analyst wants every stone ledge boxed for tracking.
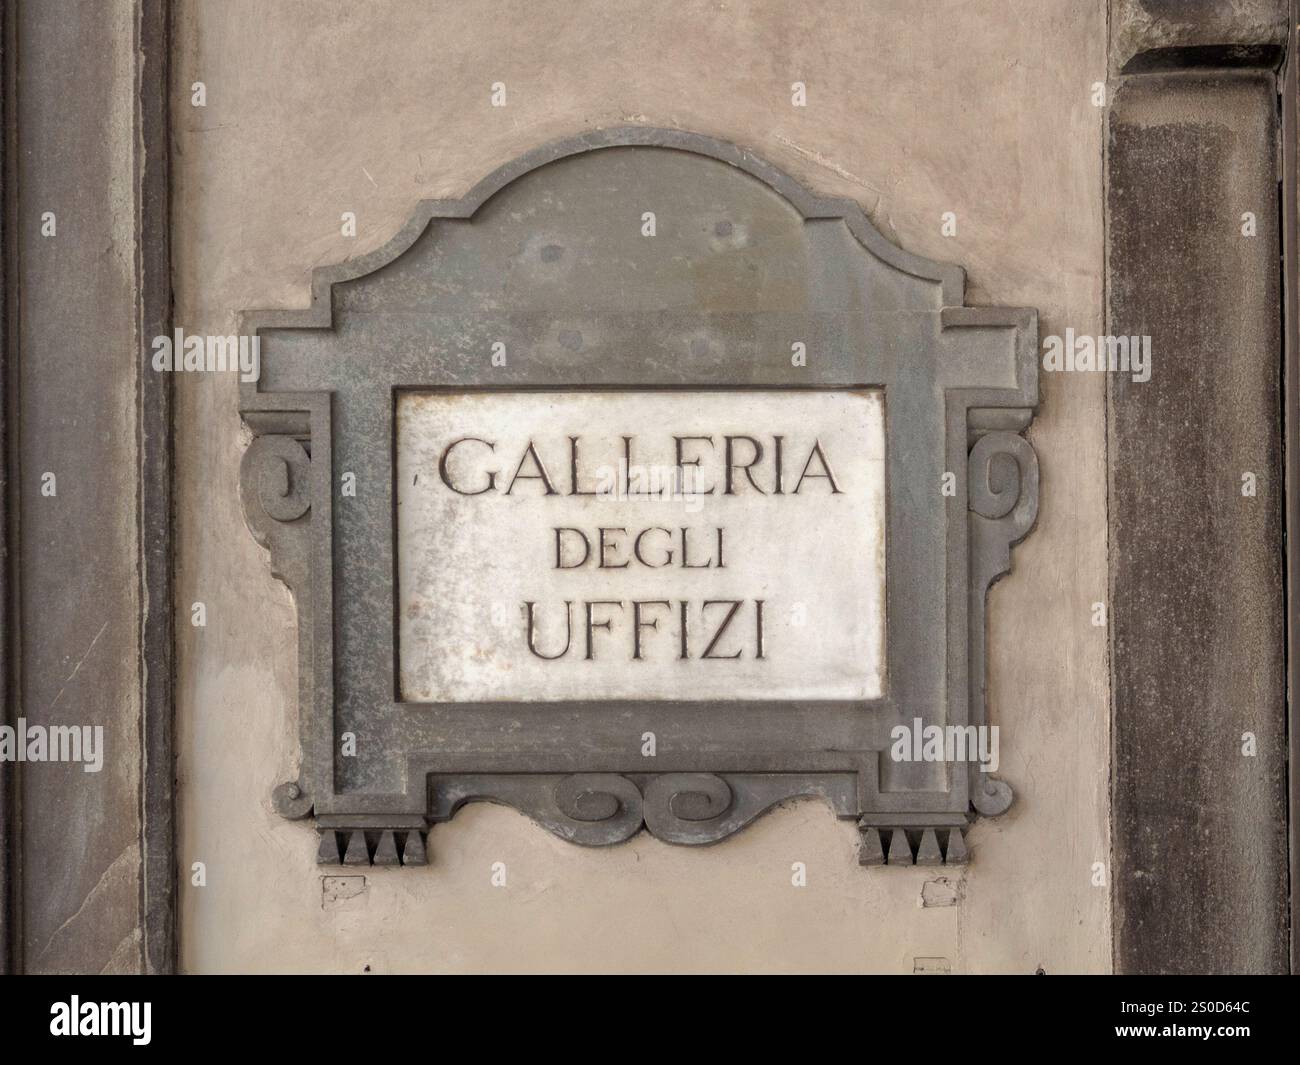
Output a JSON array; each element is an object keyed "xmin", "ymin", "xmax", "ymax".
[{"xmin": 1111, "ymin": 0, "xmax": 1287, "ymax": 74}]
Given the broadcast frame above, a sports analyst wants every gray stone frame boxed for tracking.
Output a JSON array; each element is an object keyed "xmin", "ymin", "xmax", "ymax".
[{"xmin": 238, "ymin": 128, "xmax": 1039, "ymax": 869}]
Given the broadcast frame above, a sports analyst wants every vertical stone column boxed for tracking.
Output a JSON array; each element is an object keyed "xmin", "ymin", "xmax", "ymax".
[
  {"xmin": 0, "ymin": 0, "xmax": 172, "ymax": 974},
  {"xmin": 0, "ymin": 0, "xmax": 12, "ymax": 979},
  {"xmin": 1107, "ymin": 0, "xmax": 1289, "ymax": 974}
]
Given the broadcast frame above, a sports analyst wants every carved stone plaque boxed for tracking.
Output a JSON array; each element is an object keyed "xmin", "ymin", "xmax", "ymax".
[
  {"xmin": 394, "ymin": 389, "xmax": 886, "ymax": 703},
  {"xmin": 239, "ymin": 128, "xmax": 1039, "ymax": 869}
]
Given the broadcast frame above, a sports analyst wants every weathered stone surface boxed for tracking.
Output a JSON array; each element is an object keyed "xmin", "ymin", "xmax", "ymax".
[
  {"xmin": 1108, "ymin": 73, "xmax": 1288, "ymax": 974},
  {"xmin": 1110, "ymin": 0, "xmax": 1287, "ymax": 73},
  {"xmin": 13, "ymin": 0, "xmax": 144, "ymax": 974}
]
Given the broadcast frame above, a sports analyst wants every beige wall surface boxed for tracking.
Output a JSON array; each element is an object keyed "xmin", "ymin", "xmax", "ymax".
[{"xmin": 173, "ymin": 0, "xmax": 1109, "ymax": 973}]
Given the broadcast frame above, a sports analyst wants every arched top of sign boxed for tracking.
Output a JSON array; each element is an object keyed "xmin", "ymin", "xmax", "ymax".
[{"xmin": 241, "ymin": 127, "xmax": 970, "ymax": 356}]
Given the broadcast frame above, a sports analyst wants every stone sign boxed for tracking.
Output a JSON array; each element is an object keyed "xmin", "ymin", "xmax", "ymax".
[
  {"xmin": 239, "ymin": 128, "xmax": 1039, "ymax": 869},
  {"xmin": 395, "ymin": 389, "xmax": 886, "ymax": 702}
]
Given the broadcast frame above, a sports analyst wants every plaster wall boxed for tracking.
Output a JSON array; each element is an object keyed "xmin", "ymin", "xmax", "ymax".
[{"xmin": 173, "ymin": 0, "xmax": 1110, "ymax": 973}]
